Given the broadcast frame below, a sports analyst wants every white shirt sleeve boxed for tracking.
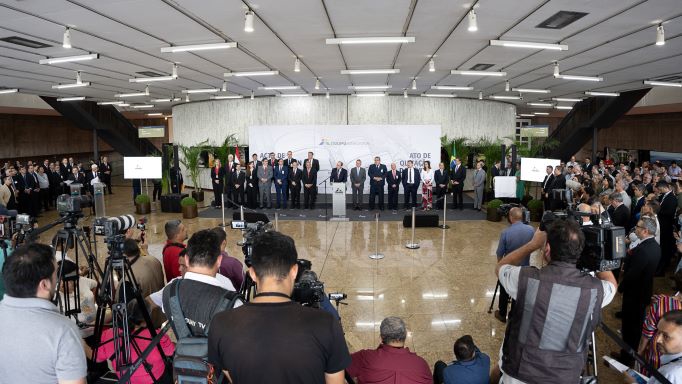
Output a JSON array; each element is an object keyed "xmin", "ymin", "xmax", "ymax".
[
  {"xmin": 601, "ymin": 280, "xmax": 616, "ymax": 308},
  {"xmin": 498, "ymin": 264, "xmax": 521, "ymax": 300}
]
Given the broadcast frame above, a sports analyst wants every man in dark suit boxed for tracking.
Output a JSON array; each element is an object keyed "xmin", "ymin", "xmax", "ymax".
[
  {"xmin": 386, "ymin": 163, "xmax": 401, "ymax": 211},
  {"xmin": 541, "ymin": 165, "xmax": 555, "ymax": 211},
  {"xmin": 274, "ymin": 159, "xmax": 289, "ymax": 209},
  {"xmin": 59, "ymin": 158, "xmax": 70, "ymax": 180},
  {"xmin": 302, "ymin": 161, "xmax": 317, "ymax": 209},
  {"xmin": 434, "ymin": 162, "xmax": 449, "ymax": 210},
  {"xmin": 28, "ymin": 165, "xmax": 41, "ymax": 216},
  {"xmin": 330, "ymin": 161, "xmax": 347, "ymax": 184},
  {"xmin": 548, "ymin": 167, "xmax": 566, "ymax": 211},
  {"xmin": 450, "ymin": 157, "xmax": 466, "ymax": 210},
  {"xmin": 14, "ymin": 166, "xmax": 32, "ymax": 215},
  {"xmin": 490, "ymin": 161, "xmax": 501, "ymax": 188},
  {"xmin": 284, "ymin": 151, "xmax": 297, "ymax": 203},
  {"xmin": 656, "ymin": 181, "xmax": 678, "ymax": 275},
  {"xmin": 211, "ymin": 159, "xmax": 226, "ymax": 208},
  {"xmin": 402, "ymin": 160, "xmax": 420, "ymax": 209},
  {"xmin": 99, "ymin": 156, "xmax": 113, "ymax": 194},
  {"xmin": 617, "ymin": 216, "xmax": 661, "ymax": 363},
  {"xmin": 84, "ymin": 164, "xmax": 101, "ymax": 196},
  {"xmin": 288, "ymin": 160, "xmax": 302, "ymax": 209},
  {"xmin": 303, "ymin": 152, "xmax": 320, "ymax": 173},
  {"xmin": 169, "ymin": 166, "xmax": 183, "ymax": 194},
  {"xmin": 231, "ymin": 163, "xmax": 245, "ymax": 207},
  {"xmin": 48, "ymin": 163, "xmax": 62, "ymax": 204},
  {"xmin": 608, "ymin": 192, "xmax": 631, "ymax": 230},
  {"xmin": 367, "ymin": 156, "xmax": 387, "ymax": 210}
]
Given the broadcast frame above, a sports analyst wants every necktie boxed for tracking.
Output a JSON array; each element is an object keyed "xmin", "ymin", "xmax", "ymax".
[
  {"xmin": 393, "ymin": 170, "xmax": 396, "ymax": 179},
  {"xmin": 409, "ymin": 169, "xmax": 412, "ymax": 184}
]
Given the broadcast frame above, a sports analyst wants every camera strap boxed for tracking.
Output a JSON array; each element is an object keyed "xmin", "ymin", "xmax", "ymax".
[{"xmin": 254, "ymin": 292, "xmax": 291, "ymax": 299}]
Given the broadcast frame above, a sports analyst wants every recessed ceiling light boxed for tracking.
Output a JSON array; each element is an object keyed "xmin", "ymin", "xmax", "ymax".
[
  {"xmin": 513, "ymin": 88, "xmax": 550, "ymax": 94},
  {"xmin": 555, "ymin": 74, "xmax": 603, "ymax": 82},
  {"xmin": 181, "ymin": 88, "xmax": 220, "ymax": 94},
  {"xmin": 490, "ymin": 40, "xmax": 568, "ymax": 51},
  {"xmin": 527, "ymin": 102, "xmax": 553, "ymax": 107},
  {"xmin": 421, "ymin": 94, "xmax": 456, "ymax": 98},
  {"xmin": 258, "ymin": 86, "xmax": 301, "ymax": 90},
  {"xmin": 552, "ymin": 97, "xmax": 582, "ymax": 102},
  {"xmin": 585, "ymin": 91, "xmax": 619, "ymax": 97},
  {"xmin": 349, "ymin": 85, "xmax": 392, "ymax": 90},
  {"xmin": 326, "ymin": 37, "xmax": 415, "ymax": 45},
  {"xmin": 212, "ymin": 95, "xmax": 244, "ymax": 99},
  {"xmin": 643, "ymin": 80, "xmax": 682, "ymax": 87},
  {"xmin": 340, "ymin": 69, "xmax": 400, "ymax": 75},
  {"xmin": 431, "ymin": 86, "xmax": 473, "ymax": 91},
  {"xmin": 244, "ymin": 10, "xmax": 254, "ymax": 32},
  {"xmin": 536, "ymin": 11, "xmax": 588, "ymax": 29},
  {"xmin": 555, "ymin": 105, "xmax": 573, "ymax": 110},
  {"xmin": 161, "ymin": 42, "xmax": 237, "ymax": 53},
  {"xmin": 57, "ymin": 96, "xmax": 85, "ymax": 102},
  {"xmin": 469, "ymin": 63, "xmax": 494, "ymax": 71},
  {"xmin": 39, "ymin": 53, "xmax": 99, "ymax": 65},
  {"xmin": 490, "ymin": 95, "xmax": 522, "ymax": 100},
  {"xmin": 533, "ymin": 112, "xmax": 550, "ymax": 115},
  {"xmin": 354, "ymin": 93, "xmax": 386, "ymax": 97},
  {"xmin": 451, "ymin": 70, "xmax": 506, "ymax": 76},
  {"xmin": 224, "ymin": 71, "xmax": 279, "ymax": 77},
  {"xmin": 131, "ymin": 104, "xmax": 155, "ymax": 109},
  {"xmin": 0, "ymin": 36, "xmax": 51, "ymax": 49}
]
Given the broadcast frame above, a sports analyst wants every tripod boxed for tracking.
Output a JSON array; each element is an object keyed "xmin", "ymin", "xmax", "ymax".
[{"xmin": 91, "ymin": 237, "xmax": 168, "ymax": 382}]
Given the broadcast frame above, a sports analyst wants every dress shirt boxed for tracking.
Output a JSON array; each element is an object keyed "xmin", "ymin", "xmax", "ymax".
[{"xmin": 347, "ymin": 344, "xmax": 432, "ymax": 384}]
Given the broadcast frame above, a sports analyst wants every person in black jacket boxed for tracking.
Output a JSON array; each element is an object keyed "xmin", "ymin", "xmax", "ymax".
[
  {"xmin": 386, "ymin": 163, "xmax": 401, "ymax": 211},
  {"xmin": 450, "ymin": 158, "xmax": 466, "ymax": 210},
  {"xmin": 303, "ymin": 152, "xmax": 320, "ymax": 173},
  {"xmin": 210, "ymin": 159, "xmax": 226, "ymax": 208},
  {"xmin": 302, "ymin": 162, "xmax": 317, "ymax": 210},
  {"xmin": 231, "ymin": 163, "xmax": 245, "ymax": 207},
  {"xmin": 608, "ymin": 192, "xmax": 631, "ymax": 231},
  {"xmin": 99, "ymin": 156, "xmax": 113, "ymax": 194},
  {"xmin": 245, "ymin": 162, "xmax": 259, "ymax": 209},
  {"xmin": 434, "ymin": 162, "xmax": 449, "ymax": 210},
  {"xmin": 617, "ymin": 217, "xmax": 661, "ymax": 364},
  {"xmin": 548, "ymin": 167, "xmax": 566, "ymax": 211},
  {"xmin": 288, "ymin": 161, "xmax": 302, "ymax": 209},
  {"xmin": 541, "ymin": 166, "xmax": 555, "ymax": 211},
  {"xmin": 656, "ymin": 181, "xmax": 678, "ymax": 275}
]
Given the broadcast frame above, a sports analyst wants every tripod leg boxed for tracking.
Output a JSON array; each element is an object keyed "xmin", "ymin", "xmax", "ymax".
[{"xmin": 488, "ymin": 281, "xmax": 500, "ymax": 314}]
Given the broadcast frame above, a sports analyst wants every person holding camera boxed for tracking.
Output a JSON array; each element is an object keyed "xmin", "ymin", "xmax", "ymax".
[
  {"xmin": 0, "ymin": 243, "xmax": 88, "ymax": 384},
  {"xmin": 208, "ymin": 231, "xmax": 350, "ymax": 384},
  {"xmin": 493, "ymin": 219, "xmax": 617, "ymax": 384}
]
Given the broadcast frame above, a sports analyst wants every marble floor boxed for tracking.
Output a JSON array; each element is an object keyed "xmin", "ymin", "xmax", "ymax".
[{"xmin": 28, "ymin": 184, "xmax": 638, "ymax": 382}]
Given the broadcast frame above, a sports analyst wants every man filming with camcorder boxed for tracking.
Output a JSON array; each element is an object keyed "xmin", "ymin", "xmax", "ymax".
[{"xmin": 492, "ymin": 218, "xmax": 617, "ymax": 384}]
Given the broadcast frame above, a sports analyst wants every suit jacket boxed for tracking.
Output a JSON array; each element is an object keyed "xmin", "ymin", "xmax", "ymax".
[
  {"xmin": 620, "ymin": 237, "xmax": 661, "ymax": 306},
  {"xmin": 434, "ymin": 169, "xmax": 449, "ymax": 188},
  {"xmin": 284, "ymin": 157, "xmax": 297, "ymax": 169},
  {"xmin": 99, "ymin": 162, "xmax": 112, "ymax": 177},
  {"xmin": 231, "ymin": 170, "xmax": 245, "ymax": 188},
  {"xmin": 303, "ymin": 158, "xmax": 320, "ymax": 173},
  {"xmin": 386, "ymin": 169, "xmax": 401, "ymax": 191},
  {"xmin": 84, "ymin": 171, "xmax": 101, "ymax": 193},
  {"xmin": 288, "ymin": 167, "xmax": 302, "ymax": 188},
  {"xmin": 542, "ymin": 174, "xmax": 555, "ymax": 193},
  {"xmin": 330, "ymin": 168, "xmax": 347, "ymax": 183},
  {"xmin": 210, "ymin": 166, "xmax": 226, "ymax": 185},
  {"xmin": 401, "ymin": 168, "xmax": 421, "ymax": 190},
  {"xmin": 473, "ymin": 169, "xmax": 486, "ymax": 188},
  {"xmin": 0, "ymin": 184, "xmax": 11, "ymax": 207},
  {"xmin": 274, "ymin": 165, "xmax": 289, "ymax": 185},
  {"xmin": 59, "ymin": 164, "xmax": 70, "ymax": 179},
  {"xmin": 659, "ymin": 192, "xmax": 677, "ymax": 223},
  {"xmin": 302, "ymin": 168, "xmax": 317, "ymax": 187},
  {"xmin": 368, "ymin": 164, "xmax": 388, "ymax": 186},
  {"xmin": 257, "ymin": 166, "xmax": 273, "ymax": 186},
  {"xmin": 451, "ymin": 164, "xmax": 466, "ymax": 183},
  {"xmin": 550, "ymin": 175, "xmax": 566, "ymax": 190},
  {"xmin": 491, "ymin": 166, "xmax": 501, "ymax": 179},
  {"xmin": 67, "ymin": 172, "xmax": 85, "ymax": 185},
  {"xmin": 15, "ymin": 173, "xmax": 34, "ymax": 192},
  {"xmin": 609, "ymin": 204, "xmax": 631, "ymax": 230},
  {"xmin": 350, "ymin": 167, "xmax": 366, "ymax": 187}
]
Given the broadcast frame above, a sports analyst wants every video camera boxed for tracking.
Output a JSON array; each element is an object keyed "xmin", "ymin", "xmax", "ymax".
[
  {"xmin": 0, "ymin": 214, "xmax": 37, "ymax": 245},
  {"xmin": 93, "ymin": 215, "xmax": 136, "ymax": 257},
  {"xmin": 292, "ymin": 259, "xmax": 326, "ymax": 307},
  {"xmin": 56, "ymin": 194, "xmax": 92, "ymax": 216},
  {"xmin": 540, "ymin": 209, "xmax": 626, "ymax": 272},
  {"xmin": 498, "ymin": 203, "xmax": 530, "ymax": 224},
  {"xmin": 231, "ymin": 220, "xmax": 272, "ymax": 267}
]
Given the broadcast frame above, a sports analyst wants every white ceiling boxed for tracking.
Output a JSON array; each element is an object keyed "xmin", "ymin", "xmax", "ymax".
[{"xmin": 0, "ymin": 0, "xmax": 681, "ymax": 114}]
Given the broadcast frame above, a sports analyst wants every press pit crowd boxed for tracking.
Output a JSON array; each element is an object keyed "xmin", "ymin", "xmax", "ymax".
[
  {"xmin": 2, "ymin": 152, "xmax": 682, "ymax": 384},
  {"xmin": 0, "ymin": 156, "xmax": 113, "ymax": 217}
]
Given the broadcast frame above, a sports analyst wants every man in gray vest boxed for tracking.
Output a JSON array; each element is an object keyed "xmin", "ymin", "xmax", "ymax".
[
  {"xmin": 257, "ymin": 158, "xmax": 273, "ymax": 209},
  {"xmin": 494, "ymin": 219, "xmax": 617, "ymax": 384}
]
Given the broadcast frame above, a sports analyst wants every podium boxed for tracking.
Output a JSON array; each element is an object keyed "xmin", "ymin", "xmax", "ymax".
[{"xmin": 330, "ymin": 182, "xmax": 349, "ymax": 221}]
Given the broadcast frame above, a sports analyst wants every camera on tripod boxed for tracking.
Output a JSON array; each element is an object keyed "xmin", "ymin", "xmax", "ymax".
[
  {"xmin": 292, "ymin": 259, "xmax": 326, "ymax": 307},
  {"xmin": 56, "ymin": 194, "xmax": 92, "ymax": 216},
  {"xmin": 93, "ymin": 215, "xmax": 136, "ymax": 256},
  {"xmin": 540, "ymin": 209, "xmax": 626, "ymax": 272},
  {"xmin": 232, "ymin": 220, "xmax": 271, "ymax": 267},
  {"xmin": 498, "ymin": 203, "xmax": 530, "ymax": 224}
]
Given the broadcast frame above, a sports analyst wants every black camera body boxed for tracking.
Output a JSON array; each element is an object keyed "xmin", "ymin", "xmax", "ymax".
[
  {"xmin": 233, "ymin": 220, "xmax": 271, "ymax": 267},
  {"xmin": 541, "ymin": 210, "xmax": 626, "ymax": 272},
  {"xmin": 93, "ymin": 215, "xmax": 136, "ymax": 258},
  {"xmin": 56, "ymin": 194, "xmax": 92, "ymax": 216},
  {"xmin": 498, "ymin": 203, "xmax": 530, "ymax": 224},
  {"xmin": 292, "ymin": 259, "xmax": 326, "ymax": 307}
]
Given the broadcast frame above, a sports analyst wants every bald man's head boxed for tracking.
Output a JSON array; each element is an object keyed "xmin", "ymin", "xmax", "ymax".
[
  {"xmin": 509, "ymin": 207, "xmax": 523, "ymax": 223},
  {"xmin": 577, "ymin": 203, "xmax": 591, "ymax": 214}
]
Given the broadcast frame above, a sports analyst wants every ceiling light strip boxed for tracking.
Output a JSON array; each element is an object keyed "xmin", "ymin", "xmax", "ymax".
[
  {"xmin": 340, "ymin": 69, "xmax": 400, "ymax": 75},
  {"xmin": 326, "ymin": 37, "xmax": 415, "ymax": 45},
  {"xmin": 451, "ymin": 70, "xmax": 506, "ymax": 77},
  {"xmin": 431, "ymin": 86, "xmax": 473, "ymax": 91},
  {"xmin": 161, "ymin": 42, "xmax": 237, "ymax": 53},
  {"xmin": 224, "ymin": 71, "xmax": 279, "ymax": 77},
  {"xmin": 490, "ymin": 40, "xmax": 568, "ymax": 51},
  {"xmin": 513, "ymin": 88, "xmax": 550, "ymax": 94},
  {"xmin": 39, "ymin": 53, "xmax": 99, "ymax": 65}
]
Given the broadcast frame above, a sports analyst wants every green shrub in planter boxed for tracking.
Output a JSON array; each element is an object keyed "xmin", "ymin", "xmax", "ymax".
[
  {"xmin": 135, "ymin": 194, "xmax": 151, "ymax": 205},
  {"xmin": 527, "ymin": 199, "xmax": 543, "ymax": 210},
  {"xmin": 181, "ymin": 197, "xmax": 197, "ymax": 207},
  {"xmin": 527, "ymin": 199, "xmax": 544, "ymax": 222},
  {"xmin": 486, "ymin": 199, "xmax": 504, "ymax": 222},
  {"xmin": 487, "ymin": 199, "xmax": 504, "ymax": 209}
]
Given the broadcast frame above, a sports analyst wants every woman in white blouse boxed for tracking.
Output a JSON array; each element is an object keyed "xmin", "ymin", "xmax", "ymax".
[{"xmin": 421, "ymin": 160, "xmax": 434, "ymax": 210}]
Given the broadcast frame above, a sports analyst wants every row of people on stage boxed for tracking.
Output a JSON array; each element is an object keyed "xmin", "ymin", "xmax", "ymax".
[
  {"xmin": 208, "ymin": 151, "xmax": 470, "ymax": 211},
  {"xmin": 0, "ymin": 156, "xmax": 112, "ymax": 217}
]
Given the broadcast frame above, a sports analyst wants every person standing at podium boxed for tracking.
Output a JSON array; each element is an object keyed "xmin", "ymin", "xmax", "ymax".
[
  {"xmin": 211, "ymin": 159, "xmax": 226, "ymax": 209},
  {"xmin": 368, "ymin": 157, "xmax": 387, "ymax": 211},
  {"xmin": 386, "ymin": 163, "xmax": 401, "ymax": 211},
  {"xmin": 330, "ymin": 161, "xmax": 347, "ymax": 183}
]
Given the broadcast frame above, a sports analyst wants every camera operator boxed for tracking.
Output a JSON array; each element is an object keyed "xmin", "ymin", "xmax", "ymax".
[
  {"xmin": 616, "ymin": 217, "xmax": 661, "ymax": 366},
  {"xmin": 162, "ymin": 219, "xmax": 187, "ymax": 282},
  {"xmin": 493, "ymin": 220, "xmax": 617, "ymax": 384},
  {"xmin": 493, "ymin": 207, "xmax": 534, "ymax": 323},
  {"xmin": 121, "ymin": 236, "xmax": 165, "ymax": 327},
  {"xmin": 0, "ymin": 243, "xmax": 87, "ymax": 384},
  {"xmin": 208, "ymin": 231, "xmax": 350, "ymax": 384}
]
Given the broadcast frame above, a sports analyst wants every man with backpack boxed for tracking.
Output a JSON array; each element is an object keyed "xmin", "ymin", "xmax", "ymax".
[{"xmin": 162, "ymin": 229, "xmax": 242, "ymax": 383}]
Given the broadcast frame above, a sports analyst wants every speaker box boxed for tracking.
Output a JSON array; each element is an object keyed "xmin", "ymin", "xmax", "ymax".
[
  {"xmin": 402, "ymin": 213, "xmax": 439, "ymax": 228},
  {"xmin": 232, "ymin": 211, "xmax": 270, "ymax": 224}
]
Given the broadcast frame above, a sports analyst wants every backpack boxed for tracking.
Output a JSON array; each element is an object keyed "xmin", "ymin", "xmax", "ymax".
[{"xmin": 166, "ymin": 278, "xmax": 241, "ymax": 384}]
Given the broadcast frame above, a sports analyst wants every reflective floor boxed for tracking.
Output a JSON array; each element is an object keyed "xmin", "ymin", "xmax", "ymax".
[{"xmin": 32, "ymin": 183, "xmax": 629, "ymax": 382}]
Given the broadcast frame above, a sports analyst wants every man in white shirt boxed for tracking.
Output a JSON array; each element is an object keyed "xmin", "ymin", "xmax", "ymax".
[{"xmin": 626, "ymin": 310, "xmax": 682, "ymax": 383}]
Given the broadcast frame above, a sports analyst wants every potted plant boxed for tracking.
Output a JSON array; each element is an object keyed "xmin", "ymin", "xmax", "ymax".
[
  {"xmin": 179, "ymin": 140, "xmax": 209, "ymax": 202},
  {"xmin": 181, "ymin": 196, "xmax": 198, "ymax": 219},
  {"xmin": 134, "ymin": 194, "xmax": 151, "ymax": 214},
  {"xmin": 486, "ymin": 199, "xmax": 504, "ymax": 222},
  {"xmin": 527, "ymin": 199, "xmax": 544, "ymax": 222}
]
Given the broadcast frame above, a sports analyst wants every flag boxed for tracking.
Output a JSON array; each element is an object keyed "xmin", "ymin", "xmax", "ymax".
[
  {"xmin": 234, "ymin": 146, "xmax": 240, "ymax": 164},
  {"xmin": 450, "ymin": 141, "xmax": 457, "ymax": 169}
]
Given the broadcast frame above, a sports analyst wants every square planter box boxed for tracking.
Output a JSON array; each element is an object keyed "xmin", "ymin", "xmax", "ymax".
[{"xmin": 160, "ymin": 193, "xmax": 188, "ymax": 213}]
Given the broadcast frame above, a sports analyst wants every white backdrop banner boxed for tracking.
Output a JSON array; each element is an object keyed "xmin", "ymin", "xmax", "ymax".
[{"xmin": 248, "ymin": 125, "xmax": 441, "ymax": 194}]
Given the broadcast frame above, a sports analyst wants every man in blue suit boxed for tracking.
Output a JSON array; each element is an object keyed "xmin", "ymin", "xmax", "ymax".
[
  {"xmin": 401, "ymin": 160, "xmax": 421, "ymax": 209},
  {"xmin": 274, "ymin": 158, "xmax": 289, "ymax": 209},
  {"xmin": 386, "ymin": 163, "xmax": 401, "ymax": 211},
  {"xmin": 367, "ymin": 156, "xmax": 387, "ymax": 210}
]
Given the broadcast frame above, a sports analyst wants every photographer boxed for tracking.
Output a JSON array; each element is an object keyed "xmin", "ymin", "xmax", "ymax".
[
  {"xmin": 0, "ymin": 243, "xmax": 87, "ymax": 383},
  {"xmin": 208, "ymin": 231, "xmax": 350, "ymax": 384},
  {"xmin": 494, "ymin": 220, "xmax": 617, "ymax": 384}
]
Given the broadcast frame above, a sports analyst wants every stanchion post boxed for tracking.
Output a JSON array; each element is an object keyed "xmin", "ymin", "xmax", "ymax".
[
  {"xmin": 240, "ymin": 205, "xmax": 244, "ymax": 221},
  {"xmin": 218, "ymin": 193, "xmax": 226, "ymax": 227},
  {"xmin": 406, "ymin": 207, "xmax": 420, "ymax": 249},
  {"xmin": 275, "ymin": 212, "xmax": 279, "ymax": 231},
  {"xmin": 440, "ymin": 195, "xmax": 450, "ymax": 229},
  {"xmin": 368, "ymin": 212, "xmax": 384, "ymax": 259}
]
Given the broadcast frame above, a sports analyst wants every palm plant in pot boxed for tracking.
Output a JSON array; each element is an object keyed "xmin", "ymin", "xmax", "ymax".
[
  {"xmin": 179, "ymin": 140, "xmax": 209, "ymax": 202},
  {"xmin": 134, "ymin": 194, "xmax": 151, "ymax": 214},
  {"xmin": 181, "ymin": 196, "xmax": 198, "ymax": 219}
]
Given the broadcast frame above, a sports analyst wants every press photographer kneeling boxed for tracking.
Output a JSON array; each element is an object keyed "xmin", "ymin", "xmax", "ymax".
[{"xmin": 493, "ymin": 218, "xmax": 618, "ymax": 384}]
